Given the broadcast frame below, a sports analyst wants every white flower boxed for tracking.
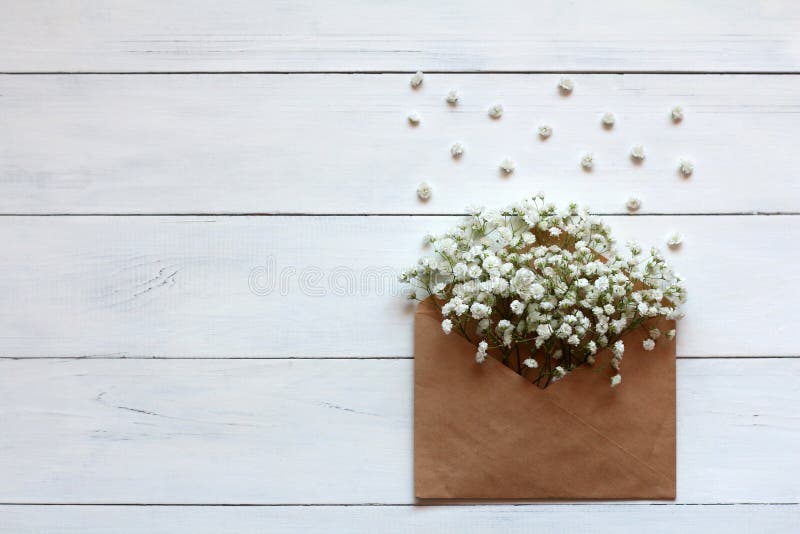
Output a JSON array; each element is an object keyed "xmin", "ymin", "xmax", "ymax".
[
  {"xmin": 601, "ymin": 112, "xmax": 615, "ymax": 127},
  {"xmin": 488, "ymin": 103, "xmax": 503, "ymax": 119},
  {"xmin": 441, "ymin": 319, "xmax": 453, "ymax": 334},
  {"xmin": 416, "ymin": 182, "xmax": 432, "ymax": 201},
  {"xmin": 523, "ymin": 358, "xmax": 538, "ymax": 369},
  {"xmin": 407, "ymin": 112, "xmax": 421, "ymax": 125},
  {"xmin": 450, "ymin": 142, "xmax": 464, "ymax": 158},
  {"xmin": 649, "ymin": 328, "xmax": 661, "ymax": 340},
  {"xmin": 470, "ymin": 302, "xmax": 491, "ymax": 320},
  {"xmin": 558, "ymin": 77, "xmax": 574, "ymax": 94},
  {"xmin": 679, "ymin": 159, "xmax": 693, "ymax": 177},
  {"xmin": 536, "ymin": 323, "xmax": 553, "ymax": 340},
  {"xmin": 626, "ymin": 197, "xmax": 641, "ymax": 212},
  {"xmin": 671, "ymin": 106, "xmax": 684, "ymax": 122},
  {"xmin": 568, "ymin": 334, "xmax": 580, "ymax": 346},
  {"xmin": 666, "ymin": 329, "xmax": 676, "ymax": 340},
  {"xmin": 446, "ymin": 89, "xmax": 459, "ymax": 104},
  {"xmin": 667, "ymin": 232, "xmax": 683, "ymax": 248},
  {"xmin": 538, "ymin": 125, "xmax": 553, "ymax": 138},
  {"xmin": 642, "ymin": 339, "xmax": 656, "ymax": 351},
  {"xmin": 610, "ymin": 374, "xmax": 622, "ymax": 387},
  {"xmin": 552, "ymin": 366, "xmax": 566, "ymax": 381},
  {"xmin": 612, "ymin": 340, "xmax": 625, "ymax": 359},
  {"xmin": 476, "ymin": 340, "xmax": 488, "ymax": 363},
  {"xmin": 499, "ymin": 158, "xmax": 515, "ymax": 174},
  {"xmin": 580, "ymin": 153, "xmax": 594, "ymax": 170},
  {"xmin": 510, "ymin": 300, "xmax": 525, "ymax": 315},
  {"xmin": 630, "ymin": 145, "xmax": 646, "ymax": 161}
]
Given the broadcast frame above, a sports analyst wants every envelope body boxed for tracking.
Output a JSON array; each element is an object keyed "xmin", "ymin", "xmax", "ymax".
[{"xmin": 414, "ymin": 304, "xmax": 676, "ymax": 500}]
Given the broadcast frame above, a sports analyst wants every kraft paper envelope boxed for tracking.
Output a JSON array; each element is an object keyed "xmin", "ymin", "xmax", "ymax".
[{"xmin": 414, "ymin": 301, "xmax": 676, "ymax": 500}]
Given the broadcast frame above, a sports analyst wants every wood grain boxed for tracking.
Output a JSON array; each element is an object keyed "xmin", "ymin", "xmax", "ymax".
[
  {"xmin": 1, "ymin": 1, "xmax": 799, "ymax": 72},
  {"xmin": 0, "ymin": 504, "xmax": 797, "ymax": 533},
  {"xmin": 1, "ymin": 74, "xmax": 799, "ymax": 214},
  {"xmin": 0, "ymin": 358, "xmax": 797, "ymax": 504},
  {"xmin": 0, "ymin": 215, "xmax": 794, "ymax": 358}
]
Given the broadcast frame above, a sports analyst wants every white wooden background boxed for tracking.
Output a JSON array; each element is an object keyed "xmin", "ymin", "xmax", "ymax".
[{"xmin": 0, "ymin": 1, "xmax": 799, "ymax": 532}]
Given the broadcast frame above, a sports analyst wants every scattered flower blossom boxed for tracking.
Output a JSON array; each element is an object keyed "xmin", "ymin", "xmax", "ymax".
[
  {"xmin": 626, "ymin": 197, "xmax": 642, "ymax": 212},
  {"xmin": 538, "ymin": 125, "xmax": 553, "ymax": 139},
  {"xmin": 499, "ymin": 158, "xmax": 515, "ymax": 174},
  {"xmin": 407, "ymin": 112, "xmax": 421, "ymax": 125},
  {"xmin": 523, "ymin": 358, "xmax": 538, "ymax": 369},
  {"xmin": 642, "ymin": 339, "xmax": 656, "ymax": 351},
  {"xmin": 446, "ymin": 89, "xmax": 459, "ymax": 104},
  {"xmin": 401, "ymin": 194, "xmax": 687, "ymax": 388},
  {"xmin": 416, "ymin": 182, "xmax": 432, "ymax": 201},
  {"xmin": 679, "ymin": 159, "xmax": 693, "ymax": 177},
  {"xmin": 450, "ymin": 142, "xmax": 464, "ymax": 158},
  {"xmin": 666, "ymin": 329, "xmax": 676, "ymax": 340},
  {"xmin": 630, "ymin": 145, "xmax": 646, "ymax": 161},
  {"xmin": 667, "ymin": 232, "xmax": 683, "ymax": 248},
  {"xmin": 610, "ymin": 374, "xmax": 622, "ymax": 387},
  {"xmin": 671, "ymin": 106, "xmax": 684, "ymax": 122},
  {"xmin": 558, "ymin": 77, "xmax": 574, "ymax": 94},
  {"xmin": 649, "ymin": 328, "xmax": 661, "ymax": 340},
  {"xmin": 441, "ymin": 319, "xmax": 453, "ymax": 334},
  {"xmin": 410, "ymin": 71, "xmax": 424, "ymax": 88},
  {"xmin": 602, "ymin": 112, "xmax": 616, "ymax": 127},
  {"xmin": 488, "ymin": 103, "xmax": 504, "ymax": 119},
  {"xmin": 581, "ymin": 153, "xmax": 594, "ymax": 170}
]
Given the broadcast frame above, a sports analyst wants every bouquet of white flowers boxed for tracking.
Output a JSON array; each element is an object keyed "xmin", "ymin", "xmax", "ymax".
[{"xmin": 400, "ymin": 194, "xmax": 686, "ymax": 388}]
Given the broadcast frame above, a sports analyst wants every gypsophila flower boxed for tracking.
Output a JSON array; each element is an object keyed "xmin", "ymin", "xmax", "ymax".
[
  {"xmin": 407, "ymin": 112, "xmax": 421, "ymax": 125},
  {"xmin": 450, "ymin": 142, "xmax": 464, "ymax": 158},
  {"xmin": 679, "ymin": 159, "xmax": 693, "ymax": 177},
  {"xmin": 630, "ymin": 145, "xmax": 645, "ymax": 161},
  {"xmin": 558, "ymin": 77, "xmax": 574, "ymax": 94},
  {"xmin": 649, "ymin": 328, "xmax": 661, "ymax": 340},
  {"xmin": 488, "ymin": 103, "xmax": 503, "ymax": 119},
  {"xmin": 610, "ymin": 374, "xmax": 622, "ymax": 387},
  {"xmin": 666, "ymin": 329, "xmax": 676, "ymax": 340},
  {"xmin": 401, "ymin": 194, "xmax": 686, "ymax": 388},
  {"xmin": 410, "ymin": 70, "xmax": 424, "ymax": 88},
  {"xmin": 523, "ymin": 358, "xmax": 538, "ymax": 369},
  {"xmin": 667, "ymin": 232, "xmax": 683, "ymax": 248},
  {"xmin": 602, "ymin": 112, "xmax": 616, "ymax": 127},
  {"xmin": 416, "ymin": 182, "xmax": 432, "ymax": 201},
  {"xmin": 642, "ymin": 339, "xmax": 655, "ymax": 351},
  {"xmin": 538, "ymin": 125, "xmax": 553, "ymax": 139},
  {"xmin": 445, "ymin": 89, "xmax": 459, "ymax": 104},
  {"xmin": 499, "ymin": 158, "xmax": 515, "ymax": 174},
  {"xmin": 581, "ymin": 153, "xmax": 594, "ymax": 170},
  {"xmin": 441, "ymin": 319, "xmax": 453, "ymax": 334},
  {"xmin": 626, "ymin": 197, "xmax": 642, "ymax": 212},
  {"xmin": 671, "ymin": 106, "xmax": 683, "ymax": 122}
]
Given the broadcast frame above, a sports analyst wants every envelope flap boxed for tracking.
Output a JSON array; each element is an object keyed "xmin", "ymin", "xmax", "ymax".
[{"xmin": 414, "ymin": 307, "xmax": 676, "ymax": 500}]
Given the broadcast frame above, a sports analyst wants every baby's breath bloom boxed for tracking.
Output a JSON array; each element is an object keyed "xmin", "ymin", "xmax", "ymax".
[
  {"xmin": 538, "ymin": 125, "xmax": 553, "ymax": 139},
  {"xmin": 523, "ymin": 358, "xmax": 538, "ymax": 369},
  {"xmin": 552, "ymin": 366, "xmax": 566, "ymax": 381},
  {"xmin": 488, "ymin": 103, "xmax": 503, "ymax": 119},
  {"xmin": 630, "ymin": 145, "xmax": 646, "ymax": 161},
  {"xmin": 626, "ymin": 197, "xmax": 642, "ymax": 212},
  {"xmin": 666, "ymin": 329, "xmax": 676, "ymax": 340},
  {"xmin": 649, "ymin": 328, "xmax": 661, "ymax": 340},
  {"xmin": 610, "ymin": 374, "xmax": 622, "ymax": 387},
  {"xmin": 581, "ymin": 153, "xmax": 594, "ymax": 170},
  {"xmin": 602, "ymin": 112, "xmax": 616, "ymax": 127},
  {"xmin": 416, "ymin": 182, "xmax": 432, "ymax": 201},
  {"xmin": 642, "ymin": 339, "xmax": 655, "ymax": 351},
  {"xmin": 410, "ymin": 70, "xmax": 424, "ymax": 88},
  {"xmin": 558, "ymin": 77, "xmax": 574, "ymax": 94},
  {"xmin": 476, "ymin": 340, "xmax": 488, "ymax": 363},
  {"xmin": 407, "ymin": 112, "xmax": 421, "ymax": 125},
  {"xmin": 499, "ymin": 158, "xmax": 515, "ymax": 174},
  {"xmin": 450, "ymin": 142, "xmax": 464, "ymax": 158},
  {"xmin": 667, "ymin": 232, "xmax": 683, "ymax": 249},
  {"xmin": 441, "ymin": 319, "xmax": 453, "ymax": 334},
  {"xmin": 446, "ymin": 89, "xmax": 459, "ymax": 104},
  {"xmin": 679, "ymin": 159, "xmax": 693, "ymax": 177},
  {"xmin": 671, "ymin": 106, "xmax": 684, "ymax": 122}
]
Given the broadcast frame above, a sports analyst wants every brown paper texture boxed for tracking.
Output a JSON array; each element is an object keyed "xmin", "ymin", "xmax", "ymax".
[{"xmin": 414, "ymin": 302, "xmax": 676, "ymax": 500}]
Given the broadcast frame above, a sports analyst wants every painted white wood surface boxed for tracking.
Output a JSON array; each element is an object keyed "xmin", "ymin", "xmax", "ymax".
[
  {"xmin": 1, "ymin": 74, "xmax": 799, "ymax": 215},
  {"xmin": 1, "ymin": 1, "xmax": 800, "ymax": 73},
  {"xmin": 1, "ymin": 504, "xmax": 797, "ymax": 534},
  {"xmin": 0, "ymin": 215, "xmax": 795, "ymax": 358},
  {"xmin": 0, "ymin": 358, "xmax": 797, "ymax": 504}
]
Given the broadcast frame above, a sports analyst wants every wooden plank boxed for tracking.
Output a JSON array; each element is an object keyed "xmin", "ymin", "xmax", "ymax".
[
  {"xmin": 0, "ymin": 215, "xmax": 794, "ymax": 358},
  {"xmin": 1, "ymin": 74, "xmax": 799, "ymax": 214},
  {"xmin": 1, "ymin": 1, "xmax": 799, "ymax": 72},
  {"xmin": 0, "ymin": 358, "xmax": 797, "ymax": 504},
  {"xmin": 0, "ymin": 504, "xmax": 797, "ymax": 533}
]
